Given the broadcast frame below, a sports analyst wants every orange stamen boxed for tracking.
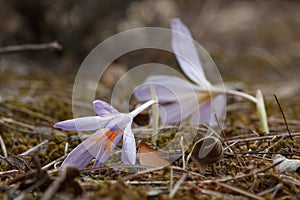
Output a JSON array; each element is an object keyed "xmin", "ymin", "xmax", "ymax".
[{"xmin": 92, "ymin": 129, "xmax": 119, "ymax": 152}]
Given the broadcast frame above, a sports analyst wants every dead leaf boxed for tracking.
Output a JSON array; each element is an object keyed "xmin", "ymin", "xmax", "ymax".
[
  {"xmin": 189, "ymin": 136, "xmax": 223, "ymax": 173},
  {"xmin": 138, "ymin": 141, "xmax": 171, "ymax": 167},
  {"xmin": 273, "ymin": 154, "xmax": 300, "ymax": 173}
]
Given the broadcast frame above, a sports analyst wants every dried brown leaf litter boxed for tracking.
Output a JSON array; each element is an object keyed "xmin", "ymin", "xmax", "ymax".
[{"xmin": 1, "ymin": 69, "xmax": 300, "ymax": 199}]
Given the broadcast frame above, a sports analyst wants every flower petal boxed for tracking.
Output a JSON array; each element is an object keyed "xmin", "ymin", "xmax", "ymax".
[
  {"xmin": 60, "ymin": 130, "xmax": 104, "ymax": 169},
  {"xmin": 134, "ymin": 75, "xmax": 199, "ymax": 103},
  {"xmin": 122, "ymin": 123, "xmax": 136, "ymax": 165},
  {"xmin": 54, "ymin": 116, "xmax": 107, "ymax": 131},
  {"xmin": 93, "ymin": 100, "xmax": 120, "ymax": 117},
  {"xmin": 190, "ymin": 94, "xmax": 226, "ymax": 126},
  {"xmin": 105, "ymin": 114, "xmax": 131, "ymax": 130},
  {"xmin": 159, "ymin": 96, "xmax": 199, "ymax": 125},
  {"xmin": 171, "ymin": 18, "xmax": 210, "ymax": 87}
]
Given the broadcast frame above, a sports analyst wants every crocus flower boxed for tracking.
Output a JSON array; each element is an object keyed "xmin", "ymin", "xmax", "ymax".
[
  {"xmin": 134, "ymin": 18, "xmax": 269, "ymax": 133},
  {"xmin": 54, "ymin": 99, "xmax": 157, "ymax": 169},
  {"xmin": 134, "ymin": 18, "xmax": 226, "ymax": 126}
]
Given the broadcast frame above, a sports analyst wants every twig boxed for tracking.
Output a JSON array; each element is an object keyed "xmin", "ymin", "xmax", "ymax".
[
  {"xmin": 64, "ymin": 142, "xmax": 69, "ymax": 155},
  {"xmin": 169, "ymin": 173, "xmax": 187, "ymax": 198},
  {"xmin": 216, "ymin": 182, "xmax": 264, "ymax": 200},
  {"xmin": 0, "ymin": 41, "xmax": 62, "ymax": 54},
  {"xmin": 198, "ymin": 188, "xmax": 246, "ymax": 200},
  {"xmin": 180, "ymin": 136, "xmax": 186, "ymax": 169},
  {"xmin": 279, "ymin": 174, "xmax": 300, "ymax": 186},
  {"xmin": 201, "ymin": 158, "xmax": 284, "ymax": 183},
  {"xmin": 258, "ymin": 183, "xmax": 283, "ymax": 196},
  {"xmin": 121, "ymin": 166, "xmax": 166, "ymax": 181},
  {"xmin": 5, "ymin": 103, "xmax": 56, "ymax": 123},
  {"xmin": 0, "ymin": 169, "xmax": 19, "ymax": 176},
  {"xmin": 0, "ymin": 133, "xmax": 7, "ymax": 157},
  {"xmin": 262, "ymin": 136, "xmax": 283, "ymax": 158},
  {"xmin": 274, "ymin": 94, "xmax": 293, "ymax": 141},
  {"xmin": 19, "ymin": 140, "xmax": 49, "ymax": 156},
  {"xmin": 42, "ymin": 155, "xmax": 66, "ymax": 170},
  {"xmin": 169, "ymin": 167, "xmax": 173, "ymax": 192},
  {"xmin": 124, "ymin": 180, "xmax": 169, "ymax": 185},
  {"xmin": 227, "ymin": 132, "xmax": 300, "ymax": 144},
  {"xmin": 171, "ymin": 166, "xmax": 206, "ymax": 178}
]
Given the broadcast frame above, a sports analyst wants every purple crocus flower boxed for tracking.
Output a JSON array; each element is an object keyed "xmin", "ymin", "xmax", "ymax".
[
  {"xmin": 134, "ymin": 18, "xmax": 226, "ymax": 126},
  {"xmin": 54, "ymin": 99, "xmax": 157, "ymax": 169}
]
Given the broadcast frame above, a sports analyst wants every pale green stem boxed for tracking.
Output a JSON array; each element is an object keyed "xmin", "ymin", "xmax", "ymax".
[
  {"xmin": 197, "ymin": 87, "xmax": 269, "ymax": 133},
  {"xmin": 151, "ymin": 85, "xmax": 159, "ymax": 145},
  {"xmin": 198, "ymin": 87, "xmax": 258, "ymax": 103},
  {"xmin": 256, "ymin": 89, "xmax": 269, "ymax": 133}
]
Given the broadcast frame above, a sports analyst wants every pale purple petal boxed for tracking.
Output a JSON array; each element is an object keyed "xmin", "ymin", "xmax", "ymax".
[
  {"xmin": 93, "ymin": 133, "xmax": 122, "ymax": 167},
  {"xmin": 54, "ymin": 116, "xmax": 107, "ymax": 131},
  {"xmin": 122, "ymin": 123, "xmax": 136, "ymax": 165},
  {"xmin": 190, "ymin": 94, "xmax": 226, "ymax": 126},
  {"xmin": 60, "ymin": 145, "xmax": 94, "ymax": 170},
  {"xmin": 159, "ymin": 96, "xmax": 198, "ymax": 125},
  {"xmin": 105, "ymin": 114, "xmax": 131, "ymax": 130},
  {"xmin": 93, "ymin": 100, "xmax": 120, "ymax": 117},
  {"xmin": 134, "ymin": 75, "xmax": 199, "ymax": 103},
  {"xmin": 60, "ymin": 130, "xmax": 104, "ymax": 169},
  {"xmin": 171, "ymin": 18, "xmax": 209, "ymax": 87}
]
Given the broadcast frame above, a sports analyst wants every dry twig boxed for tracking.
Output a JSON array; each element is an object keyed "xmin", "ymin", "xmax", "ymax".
[
  {"xmin": 0, "ymin": 41, "xmax": 62, "ymax": 54},
  {"xmin": 169, "ymin": 173, "xmax": 187, "ymax": 198}
]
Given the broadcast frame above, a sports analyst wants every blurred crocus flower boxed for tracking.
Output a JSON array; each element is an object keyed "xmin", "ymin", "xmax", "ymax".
[
  {"xmin": 135, "ymin": 18, "xmax": 226, "ymax": 126},
  {"xmin": 54, "ymin": 99, "xmax": 157, "ymax": 169},
  {"xmin": 134, "ymin": 18, "xmax": 269, "ymax": 133}
]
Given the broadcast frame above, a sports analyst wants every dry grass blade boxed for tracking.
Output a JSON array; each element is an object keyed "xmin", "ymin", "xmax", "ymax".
[
  {"xmin": 216, "ymin": 182, "xmax": 264, "ymax": 200},
  {"xmin": 258, "ymin": 183, "xmax": 283, "ymax": 196},
  {"xmin": 121, "ymin": 166, "xmax": 166, "ymax": 182},
  {"xmin": 0, "ymin": 169, "xmax": 19, "ymax": 176},
  {"xmin": 0, "ymin": 133, "xmax": 7, "ymax": 157},
  {"xmin": 19, "ymin": 140, "xmax": 49, "ymax": 156},
  {"xmin": 0, "ymin": 41, "xmax": 62, "ymax": 54},
  {"xmin": 274, "ymin": 94, "xmax": 293, "ymax": 141},
  {"xmin": 169, "ymin": 173, "xmax": 187, "ymax": 199}
]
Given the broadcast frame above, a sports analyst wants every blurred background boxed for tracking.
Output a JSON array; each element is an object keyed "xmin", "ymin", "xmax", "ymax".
[
  {"xmin": 0, "ymin": 0, "xmax": 299, "ymax": 76},
  {"xmin": 0, "ymin": 0, "xmax": 299, "ymax": 117}
]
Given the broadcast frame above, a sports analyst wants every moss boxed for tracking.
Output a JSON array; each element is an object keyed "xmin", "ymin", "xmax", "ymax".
[{"xmin": 0, "ymin": 161, "xmax": 8, "ymax": 171}]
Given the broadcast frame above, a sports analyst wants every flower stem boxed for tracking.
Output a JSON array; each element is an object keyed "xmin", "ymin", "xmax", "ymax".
[
  {"xmin": 256, "ymin": 90, "xmax": 269, "ymax": 133},
  {"xmin": 197, "ymin": 87, "xmax": 269, "ymax": 133},
  {"xmin": 129, "ymin": 100, "xmax": 157, "ymax": 118},
  {"xmin": 151, "ymin": 85, "xmax": 159, "ymax": 145}
]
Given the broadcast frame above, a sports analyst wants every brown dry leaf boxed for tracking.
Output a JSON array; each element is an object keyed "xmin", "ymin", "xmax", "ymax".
[
  {"xmin": 138, "ymin": 141, "xmax": 172, "ymax": 167},
  {"xmin": 273, "ymin": 154, "xmax": 300, "ymax": 173},
  {"xmin": 190, "ymin": 136, "xmax": 223, "ymax": 173}
]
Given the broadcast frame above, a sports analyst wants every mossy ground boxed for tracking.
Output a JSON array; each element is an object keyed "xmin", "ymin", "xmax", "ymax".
[{"xmin": 0, "ymin": 65, "xmax": 299, "ymax": 200}]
